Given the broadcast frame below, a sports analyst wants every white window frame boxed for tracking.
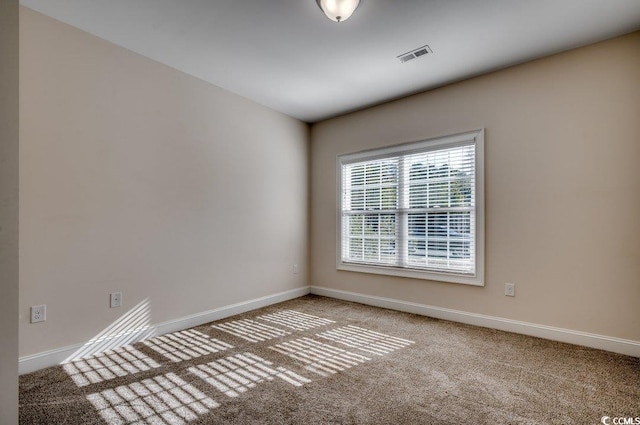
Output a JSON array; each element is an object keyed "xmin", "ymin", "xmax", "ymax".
[{"xmin": 336, "ymin": 129, "xmax": 484, "ymax": 286}]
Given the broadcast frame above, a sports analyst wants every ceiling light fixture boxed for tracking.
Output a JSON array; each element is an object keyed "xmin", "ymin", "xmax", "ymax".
[{"xmin": 316, "ymin": 0, "xmax": 360, "ymax": 23}]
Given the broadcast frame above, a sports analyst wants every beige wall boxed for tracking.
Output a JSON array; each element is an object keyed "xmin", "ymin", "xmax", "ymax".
[
  {"xmin": 18, "ymin": 3, "xmax": 640, "ymax": 364},
  {"xmin": 20, "ymin": 7, "xmax": 309, "ymax": 357},
  {"xmin": 311, "ymin": 32, "xmax": 640, "ymax": 341},
  {"xmin": 0, "ymin": 0, "xmax": 19, "ymax": 422}
]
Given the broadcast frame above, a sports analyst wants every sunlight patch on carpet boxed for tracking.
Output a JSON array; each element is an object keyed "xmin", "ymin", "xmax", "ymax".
[
  {"xmin": 256, "ymin": 310, "xmax": 335, "ymax": 331},
  {"xmin": 143, "ymin": 330, "xmax": 233, "ymax": 363},
  {"xmin": 269, "ymin": 337, "xmax": 370, "ymax": 376},
  {"xmin": 316, "ymin": 325, "xmax": 415, "ymax": 356},
  {"xmin": 86, "ymin": 372, "xmax": 219, "ymax": 425},
  {"xmin": 211, "ymin": 319, "xmax": 290, "ymax": 342},
  {"xmin": 189, "ymin": 352, "xmax": 311, "ymax": 397},
  {"xmin": 63, "ymin": 345, "xmax": 160, "ymax": 387}
]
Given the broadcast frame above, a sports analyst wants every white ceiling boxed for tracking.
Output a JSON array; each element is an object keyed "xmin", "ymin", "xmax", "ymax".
[{"xmin": 20, "ymin": 0, "xmax": 640, "ymax": 123}]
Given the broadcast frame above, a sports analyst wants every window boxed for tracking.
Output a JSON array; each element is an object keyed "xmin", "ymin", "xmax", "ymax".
[{"xmin": 337, "ymin": 129, "xmax": 484, "ymax": 286}]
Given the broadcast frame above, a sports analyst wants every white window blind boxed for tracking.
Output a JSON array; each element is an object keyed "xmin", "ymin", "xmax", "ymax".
[{"xmin": 338, "ymin": 130, "xmax": 484, "ymax": 285}]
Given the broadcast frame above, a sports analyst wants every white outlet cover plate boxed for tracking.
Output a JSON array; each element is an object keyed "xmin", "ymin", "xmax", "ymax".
[
  {"xmin": 31, "ymin": 305, "xmax": 46, "ymax": 323},
  {"xmin": 505, "ymin": 283, "xmax": 515, "ymax": 297},
  {"xmin": 110, "ymin": 292, "xmax": 122, "ymax": 308}
]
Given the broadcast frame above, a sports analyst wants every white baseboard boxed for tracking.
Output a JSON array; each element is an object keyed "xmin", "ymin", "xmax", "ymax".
[
  {"xmin": 309, "ymin": 286, "xmax": 640, "ymax": 358},
  {"xmin": 19, "ymin": 286, "xmax": 310, "ymax": 375},
  {"xmin": 20, "ymin": 284, "xmax": 639, "ymax": 374}
]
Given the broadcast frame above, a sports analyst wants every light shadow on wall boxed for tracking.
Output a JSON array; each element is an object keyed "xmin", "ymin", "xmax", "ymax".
[
  {"xmin": 62, "ymin": 298, "xmax": 157, "ymax": 387},
  {"xmin": 63, "ymin": 298, "xmax": 155, "ymax": 363}
]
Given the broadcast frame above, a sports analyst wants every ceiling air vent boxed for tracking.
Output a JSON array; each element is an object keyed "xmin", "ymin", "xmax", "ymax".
[{"xmin": 398, "ymin": 45, "xmax": 433, "ymax": 63}]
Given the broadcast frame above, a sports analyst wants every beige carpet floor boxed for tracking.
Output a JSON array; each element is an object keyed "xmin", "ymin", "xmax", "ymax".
[{"xmin": 19, "ymin": 295, "xmax": 640, "ymax": 424}]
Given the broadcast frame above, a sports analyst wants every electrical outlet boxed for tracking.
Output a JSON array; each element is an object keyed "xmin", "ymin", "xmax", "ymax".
[
  {"xmin": 293, "ymin": 264, "xmax": 299, "ymax": 275},
  {"xmin": 31, "ymin": 305, "xmax": 46, "ymax": 323},
  {"xmin": 505, "ymin": 283, "xmax": 515, "ymax": 297},
  {"xmin": 110, "ymin": 292, "xmax": 122, "ymax": 308}
]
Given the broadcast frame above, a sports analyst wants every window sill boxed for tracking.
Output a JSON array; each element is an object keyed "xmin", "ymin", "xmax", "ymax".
[{"xmin": 337, "ymin": 262, "xmax": 484, "ymax": 286}]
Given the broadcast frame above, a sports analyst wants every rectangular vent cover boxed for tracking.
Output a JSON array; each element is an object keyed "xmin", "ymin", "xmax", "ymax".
[{"xmin": 398, "ymin": 45, "xmax": 433, "ymax": 63}]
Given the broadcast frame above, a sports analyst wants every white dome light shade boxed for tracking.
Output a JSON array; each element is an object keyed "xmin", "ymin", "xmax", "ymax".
[{"xmin": 316, "ymin": 0, "xmax": 361, "ymax": 23}]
